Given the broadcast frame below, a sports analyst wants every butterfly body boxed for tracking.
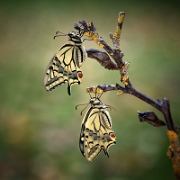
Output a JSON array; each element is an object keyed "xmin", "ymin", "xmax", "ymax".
[
  {"xmin": 79, "ymin": 97, "xmax": 116, "ymax": 162},
  {"xmin": 44, "ymin": 31, "xmax": 86, "ymax": 95}
]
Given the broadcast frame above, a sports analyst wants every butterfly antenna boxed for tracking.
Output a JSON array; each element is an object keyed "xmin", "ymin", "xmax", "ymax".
[
  {"xmin": 55, "ymin": 31, "xmax": 68, "ymax": 35},
  {"xmin": 107, "ymin": 104, "xmax": 116, "ymax": 111},
  {"xmin": 75, "ymin": 103, "xmax": 91, "ymax": 115},
  {"xmin": 110, "ymin": 106, "xmax": 116, "ymax": 111},
  {"xmin": 53, "ymin": 31, "xmax": 68, "ymax": 39},
  {"xmin": 79, "ymin": 103, "xmax": 90, "ymax": 116},
  {"xmin": 75, "ymin": 103, "xmax": 88, "ymax": 110},
  {"xmin": 75, "ymin": 102, "xmax": 90, "ymax": 116}
]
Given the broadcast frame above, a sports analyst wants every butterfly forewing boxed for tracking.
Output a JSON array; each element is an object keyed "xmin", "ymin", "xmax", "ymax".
[
  {"xmin": 79, "ymin": 98, "xmax": 116, "ymax": 162},
  {"xmin": 44, "ymin": 32, "xmax": 86, "ymax": 95}
]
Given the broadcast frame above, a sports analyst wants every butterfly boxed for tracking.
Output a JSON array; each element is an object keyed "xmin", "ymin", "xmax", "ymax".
[
  {"xmin": 44, "ymin": 31, "xmax": 86, "ymax": 95},
  {"xmin": 76, "ymin": 92, "xmax": 116, "ymax": 162}
]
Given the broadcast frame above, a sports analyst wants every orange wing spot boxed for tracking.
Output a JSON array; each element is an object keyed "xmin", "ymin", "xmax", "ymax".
[
  {"xmin": 68, "ymin": 70, "xmax": 72, "ymax": 75},
  {"xmin": 78, "ymin": 72, "xmax": 83, "ymax": 78},
  {"xmin": 110, "ymin": 132, "xmax": 116, "ymax": 138}
]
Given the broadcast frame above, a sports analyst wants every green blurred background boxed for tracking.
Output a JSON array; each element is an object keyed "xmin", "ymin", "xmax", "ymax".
[{"xmin": 0, "ymin": 0, "xmax": 180, "ymax": 179}]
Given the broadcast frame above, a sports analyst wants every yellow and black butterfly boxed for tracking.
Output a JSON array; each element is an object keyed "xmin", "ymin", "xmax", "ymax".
[
  {"xmin": 76, "ymin": 92, "xmax": 116, "ymax": 162},
  {"xmin": 44, "ymin": 31, "xmax": 86, "ymax": 95}
]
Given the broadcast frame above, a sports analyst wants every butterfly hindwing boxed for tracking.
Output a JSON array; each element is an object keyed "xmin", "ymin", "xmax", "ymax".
[{"xmin": 44, "ymin": 32, "xmax": 86, "ymax": 95}]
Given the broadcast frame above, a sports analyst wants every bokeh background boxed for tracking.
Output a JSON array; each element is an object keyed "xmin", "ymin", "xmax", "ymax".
[{"xmin": 0, "ymin": 0, "xmax": 180, "ymax": 180}]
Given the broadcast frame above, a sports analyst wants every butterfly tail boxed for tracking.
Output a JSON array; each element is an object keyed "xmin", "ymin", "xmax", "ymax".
[{"xmin": 67, "ymin": 84, "xmax": 71, "ymax": 95}]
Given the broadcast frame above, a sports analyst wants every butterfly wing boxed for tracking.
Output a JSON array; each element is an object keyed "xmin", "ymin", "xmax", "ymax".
[
  {"xmin": 44, "ymin": 42, "xmax": 86, "ymax": 95},
  {"xmin": 79, "ymin": 107, "xmax": 116, "ymax": 162}
]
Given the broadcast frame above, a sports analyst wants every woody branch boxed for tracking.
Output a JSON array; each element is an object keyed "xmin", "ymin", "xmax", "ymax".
[{"xmin": 74, "ymin": 11, "xmax": 180, "ymax": 179}]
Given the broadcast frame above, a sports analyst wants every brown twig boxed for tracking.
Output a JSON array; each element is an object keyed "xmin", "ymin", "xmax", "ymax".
[{"xmin": 74, "ymin": 12, "xmax": 180, "ymax": 179}]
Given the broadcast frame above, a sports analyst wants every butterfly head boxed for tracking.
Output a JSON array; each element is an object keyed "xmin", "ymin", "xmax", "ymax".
[
  {"xmin": 53, "ymin": 30, "xmax": 83, "ymax": 44},
  {"xmin": 89, "ymin": 97, "xmax": 104, "ymax": 108},
  {"xmin": 68, "ymin": 31, "xmax": 83, "ymax": 43}
]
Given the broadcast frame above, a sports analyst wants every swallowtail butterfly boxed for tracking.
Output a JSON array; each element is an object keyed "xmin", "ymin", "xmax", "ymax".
[{"xmin": 44, "ymin": 31, "xmax": 86, "ymax": 95}]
